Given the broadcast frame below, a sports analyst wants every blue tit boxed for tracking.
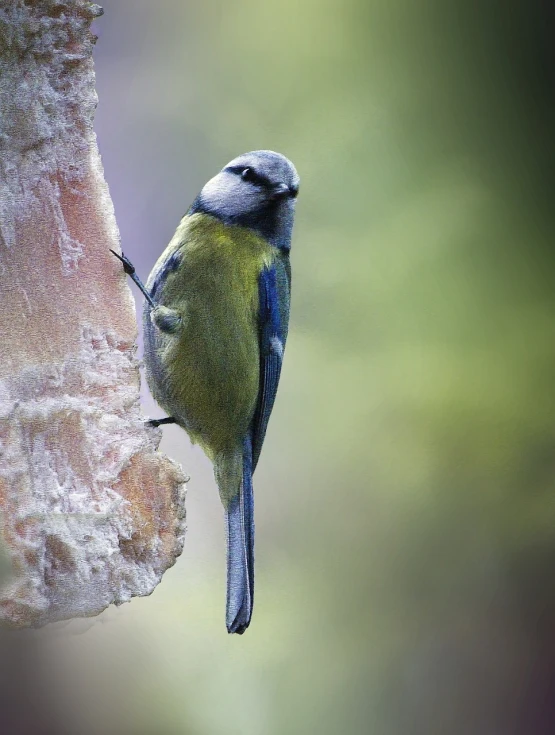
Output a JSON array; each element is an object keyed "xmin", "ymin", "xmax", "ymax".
[{"xmin": 112, "ymin": 150, "xmax": 299, "ymax": 634}]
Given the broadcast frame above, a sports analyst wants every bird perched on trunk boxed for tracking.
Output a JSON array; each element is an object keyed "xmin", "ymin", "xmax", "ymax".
[{"xmin": 112, "ymin": 150, "xmax": 299, "ymax": 633}]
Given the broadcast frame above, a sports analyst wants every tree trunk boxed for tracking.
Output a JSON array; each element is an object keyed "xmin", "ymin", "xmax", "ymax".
[{"xmin": 0, "ymin": 0, "xmax": 187, "ymax": 628}]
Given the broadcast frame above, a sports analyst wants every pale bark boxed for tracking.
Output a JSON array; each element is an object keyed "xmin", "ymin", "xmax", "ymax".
[{"xmin": 0, "ymin": 0, "xmax": 187, "ymax": 627}]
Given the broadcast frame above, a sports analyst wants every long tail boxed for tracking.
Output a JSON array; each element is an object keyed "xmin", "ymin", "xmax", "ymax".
[{"xmin": 225, "ymin": 434, "xmax": 254, "ymax": 634}]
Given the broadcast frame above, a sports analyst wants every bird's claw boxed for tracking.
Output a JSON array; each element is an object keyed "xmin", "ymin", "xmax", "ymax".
[
  {"xmin": 110, "ymin": 249, "xmax": 136, "ymax": 276},
  {"xmin": 145, "ymin": 417, "xmax": 177, "ymax": 428}
]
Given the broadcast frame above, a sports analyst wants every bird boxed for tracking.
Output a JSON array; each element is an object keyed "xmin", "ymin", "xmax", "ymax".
[{"xmin": 111, "ymin": 150, "xmax": 299, "ymax": 633}]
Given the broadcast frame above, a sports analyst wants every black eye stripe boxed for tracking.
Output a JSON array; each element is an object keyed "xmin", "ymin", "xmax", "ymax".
[{"xmin": 225, "ymin": 165, "xmax": 272, "ymax": 188}]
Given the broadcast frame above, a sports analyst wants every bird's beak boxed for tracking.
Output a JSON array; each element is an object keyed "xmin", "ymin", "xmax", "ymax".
[{"xmin": 270, "ymin": 183, "xmax": 294, "ymax": 200}]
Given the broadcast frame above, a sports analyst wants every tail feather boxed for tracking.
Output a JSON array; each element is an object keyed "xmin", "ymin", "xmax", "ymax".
[{"xmin": 225, "ymin": 435, "xmax": 254, "ymax": 634}]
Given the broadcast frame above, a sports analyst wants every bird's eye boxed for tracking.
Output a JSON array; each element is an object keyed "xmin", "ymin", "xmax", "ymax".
[{"xmin": 241, "ymin": 167, "xmax": 256, "ymax": 182}]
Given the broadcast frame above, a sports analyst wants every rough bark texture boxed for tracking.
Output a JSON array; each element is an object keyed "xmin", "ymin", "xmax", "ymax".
[{"xmin": 0, "ymin": 0, "xmax": 187, "ymax": 627}]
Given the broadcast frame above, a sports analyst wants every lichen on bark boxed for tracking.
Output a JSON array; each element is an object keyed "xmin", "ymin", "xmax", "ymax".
[{"xmin": 0, "ymin": 0, "xmax": 187, "ymax": 627}]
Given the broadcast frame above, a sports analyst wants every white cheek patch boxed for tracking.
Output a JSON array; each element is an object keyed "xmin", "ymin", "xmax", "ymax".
[
  {"xmin": 201, "ymin": 174, "xmax": 230, "ymax": 210},
  {"xmin": 270, "ymin": 336, "xmax": 284, "ymax": 359},
  {"xmin": 200, "ymin": 173, "xmax": 265, "ymax": 219}
]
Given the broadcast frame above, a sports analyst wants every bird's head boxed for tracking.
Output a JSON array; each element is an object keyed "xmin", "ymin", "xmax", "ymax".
[{"xmin": 191, "ymin": 150, "xmax": 299, "ymax": 249}]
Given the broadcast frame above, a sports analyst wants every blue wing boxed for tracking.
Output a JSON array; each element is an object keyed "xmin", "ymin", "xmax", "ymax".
[
  {"xmin": 226, "ymin": 255, "xmax": 290, "ymax": 633},
  {"xmin": 251, "ymin": 255, "xmax": 291, "ymax": 471}
]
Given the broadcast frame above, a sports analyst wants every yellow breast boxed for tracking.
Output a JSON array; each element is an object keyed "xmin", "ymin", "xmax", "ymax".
[{"xmin": 144, "ymin": 214, "xmax": 274, "ymax": 458}]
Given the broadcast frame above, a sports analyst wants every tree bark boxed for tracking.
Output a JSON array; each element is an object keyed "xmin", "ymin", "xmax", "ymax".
[{"xmin": 0, "ymin": 0, "xmax": 187, "ymax": 627}]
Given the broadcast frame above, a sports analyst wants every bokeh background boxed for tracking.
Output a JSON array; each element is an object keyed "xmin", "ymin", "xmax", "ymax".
[{"xmin": 49, "ymin": 1, "xmax": 555, "ymax": 733}]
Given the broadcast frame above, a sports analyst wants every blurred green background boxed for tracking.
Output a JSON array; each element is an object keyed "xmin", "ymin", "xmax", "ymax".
[{"xmin": 67, "ymin": 1, "xmax": 555, "ymax": 732}]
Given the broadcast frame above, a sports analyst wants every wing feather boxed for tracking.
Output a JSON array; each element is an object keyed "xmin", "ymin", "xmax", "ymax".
[{"xmin": 251, "ymin": 255, "xmax": 291, "ymax": 470}]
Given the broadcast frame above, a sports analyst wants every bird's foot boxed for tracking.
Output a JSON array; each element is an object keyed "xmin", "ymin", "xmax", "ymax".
[
  {"xmin": 146, "ymin": 417, "xmax": 177, "ymax": 428},
  {"xmin": 110, "ymin": 249, "xmax": 155, "ymax": 308}
]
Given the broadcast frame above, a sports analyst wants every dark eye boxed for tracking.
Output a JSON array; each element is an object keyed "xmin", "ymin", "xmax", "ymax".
[{"xmin": 241, "ymin": 167, "xmax": 256, "ymax": 182}]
